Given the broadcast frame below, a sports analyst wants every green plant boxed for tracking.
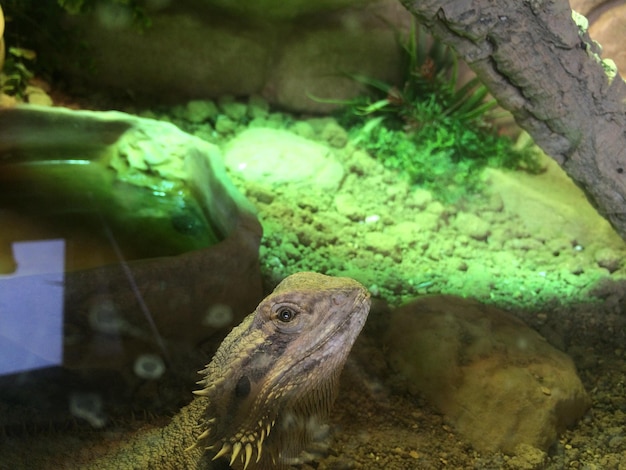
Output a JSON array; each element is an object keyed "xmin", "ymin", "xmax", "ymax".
[
  {"xmin": 1, "ymin": 0, "xmax": 150, "ymax": 93},
  {"xmin": 334, "ymin": 20, "xmax": 543, "ymax": 202},
  {"xmin": 346, "ymin": 21, "xmax": 495, "ymax": 131},
  {"xmin": 0, "ymin": 47, "xmax": 36, "ymax": 98}
]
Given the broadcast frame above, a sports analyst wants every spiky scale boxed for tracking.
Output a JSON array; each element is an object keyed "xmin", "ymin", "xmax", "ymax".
[
  {"xmin": 212, "ymin": 442, "xmax": 231, "ymax": 461},
  {"xmin": 256, "ymin": 439, "xmax": 263, "ymax": 463},
  {"xmin": 197, "ymin": 428, "xmax": 211, "ymax": 441},
  {"xmin": 229, "ymin": 441, "xmax": 243, "ymax": 466},
  {"xmin": 243, "ymin": 443, "xmax": 253, "ymax": 469}
]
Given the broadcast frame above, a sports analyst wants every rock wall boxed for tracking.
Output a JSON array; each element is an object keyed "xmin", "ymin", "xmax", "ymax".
[
  {"xmin": 54, "ymin": 0, "xmax": 409, "ymax": 112},
  {"xmin": 5, "ymin": 0, "xmax": 624, "ymax": 114}
]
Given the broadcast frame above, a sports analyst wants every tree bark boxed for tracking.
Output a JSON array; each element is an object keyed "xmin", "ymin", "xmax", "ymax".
[{"xmin": 400, "ymin": 0, "xmax": 626, "ymax": 240}]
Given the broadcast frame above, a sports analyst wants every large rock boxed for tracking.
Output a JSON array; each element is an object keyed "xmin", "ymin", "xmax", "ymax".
[
  {"xmin": 224, "ymin": 128, "xmax": 345, "ymax": 191},
  {"xmin": 202, "ymin": 0, "xmax": 374, "ymax": 19},
  {"xmin": 385, "ymin": 295, "xmax": 590, "ymax": 454},
  {"xmin": 36, "ymin": 0, "xmax": 408, "ymax": 112}
]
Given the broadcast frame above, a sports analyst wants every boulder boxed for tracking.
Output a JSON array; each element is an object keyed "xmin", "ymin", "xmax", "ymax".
[
  {"xmin": 385, "ymin": 295, "xmax": 590, "ymax": 454},
  {"xmin": 224, "ymin": 128, "xmax": 345, "ymax": 191},
  {"xmin": 33, "ymin": 0, "xmax": 408, "ymax": 112}
]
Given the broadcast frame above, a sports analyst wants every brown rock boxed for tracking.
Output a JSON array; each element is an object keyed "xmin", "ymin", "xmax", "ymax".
[
  {"xmin": 385, "ymin": 295, "xmax": 590, "ymax": 453},
  {"xmin": 44, "ymin": 0, "xmax": 408, "ymax": 112}
]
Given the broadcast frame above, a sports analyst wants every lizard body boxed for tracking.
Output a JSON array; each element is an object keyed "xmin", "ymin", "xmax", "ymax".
[{"xmin": 188, "ymin": 272, "xmax": 371, "ymax": 469}]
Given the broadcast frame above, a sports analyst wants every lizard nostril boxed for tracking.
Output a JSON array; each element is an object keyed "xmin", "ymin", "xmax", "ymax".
[
  {"xmin": 235, "ymin": 375, "xmax": 251, "ymax": 398},
  {"xmin": 332, "ymin": 291, "xmax": 360, "ymax": 306}
]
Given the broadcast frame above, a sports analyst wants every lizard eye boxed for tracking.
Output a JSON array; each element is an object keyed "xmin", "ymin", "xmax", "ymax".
[{"xmin": 277, "ymin": 307, "xmax": 296, "ymax": 322}]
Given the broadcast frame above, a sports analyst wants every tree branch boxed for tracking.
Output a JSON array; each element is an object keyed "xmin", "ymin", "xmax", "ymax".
[{"xmin": 400, "ymin": 0, "xmax": 626, "ymax": 240}]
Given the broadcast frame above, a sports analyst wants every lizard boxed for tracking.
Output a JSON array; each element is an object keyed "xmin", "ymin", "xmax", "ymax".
[{"xmin": 187, "ymin": 271, "xmax": 371, "ymax": 469}]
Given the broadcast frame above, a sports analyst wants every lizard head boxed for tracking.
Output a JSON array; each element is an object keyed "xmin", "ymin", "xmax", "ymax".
[{"xmin": 188, "ymin": 272, "xmax": 370, "ymax": 469}]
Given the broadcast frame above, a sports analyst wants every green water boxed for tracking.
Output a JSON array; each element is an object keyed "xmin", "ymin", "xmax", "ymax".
[{"xmin": 0, "ymin": 160, "xmax": 219, "ymax": 268}]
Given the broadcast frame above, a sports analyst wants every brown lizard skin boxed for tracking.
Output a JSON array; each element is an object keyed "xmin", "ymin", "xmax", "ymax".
[{"xmin": 187, "ymin": 271, "xmax": 371, "ymax": 469}]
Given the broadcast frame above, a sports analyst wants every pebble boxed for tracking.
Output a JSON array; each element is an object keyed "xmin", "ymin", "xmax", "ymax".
[
  {"xmin": 217, "ymin": 95, "xmax": 247, "ymax": 121},
  {"xmin": 185, "ymin": 99, "xmax": 218, "ymax": 123},
  {"xmin": 247, "ymin": 94, "xmax": 269, "ymax": 118},
  {"xmin": 454, "ymin": 211, "xmax": 490, "ymax": 240},
  {"xmin": 320, "ymin": 120, "xmax": 348, "ymax": 148},
  {"xmin": 594, "ymin": 247, "xmax": 622, "ymax": 272},
  {"xmin": 215, "ymin": 115, "xmax": 237, "ymax": 134}
]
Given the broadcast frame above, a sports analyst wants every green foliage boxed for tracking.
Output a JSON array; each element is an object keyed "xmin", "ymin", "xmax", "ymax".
[
  {"xmin": 1, "ymin": 0, "xmax": 150, "ymax": 91},
  {"xmin": 336, "ymin": 21, "xmax": 543, "ymax": 202},
  {"xmin": 0, "ymin": 47, "xmax": 36, "ymax": 98},
  {"xmin": 1, "ymin": 1, "xmax": 71, "ymax": 88}
]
